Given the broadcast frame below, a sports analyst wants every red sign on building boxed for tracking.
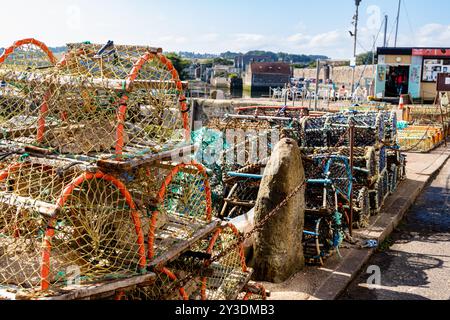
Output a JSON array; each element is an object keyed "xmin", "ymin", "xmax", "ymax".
[{"xmin": 412, "ymin": 48, "xmax": 450, "ymax": 57}]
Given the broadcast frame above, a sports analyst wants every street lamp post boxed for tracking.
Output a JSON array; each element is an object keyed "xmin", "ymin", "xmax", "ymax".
[{"xmin": 351, "ymin": 0, "xmax": 362, "ymax": 98}]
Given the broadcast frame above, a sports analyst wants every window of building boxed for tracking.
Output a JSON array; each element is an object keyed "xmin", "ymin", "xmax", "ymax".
[{"xmin": 422, "ymin": 58, "xmax": 450, "ymax": 82}]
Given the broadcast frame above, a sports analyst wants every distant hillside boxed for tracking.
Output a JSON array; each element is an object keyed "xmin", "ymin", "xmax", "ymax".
[
  {"xmin": 0, "ymin": 46, "xmax": 329, "ymax": 67},
  {"xmin": 0, "ymin": 47, "xmax": 66, "ymax": 56},
  {"xmin": 179, "ymin": 52, "xmax": 219, "ymax": 59},
  {"xmin": 179, "ymin": 50, "xmax": 329, "ymax": 64}
]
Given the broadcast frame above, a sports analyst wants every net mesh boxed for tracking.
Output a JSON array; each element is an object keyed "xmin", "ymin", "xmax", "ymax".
[
  {"xmin": 353, "ymin": 186, "xmax": 370, "ymax": 229},
  {"xmin": 0, "ymin": 39, "xmax": 223, "ymax": 300},
  {"xmin": 114, "ymin": 267, "xmax": 189, "ymax": 301},
  {"xmin": 147, "ymin": 162, "xmax": 212, "ymax": 262},
  {"xmin": 220, "ymin": 163, "xmax": 264, "ymax": 219},
  {"xmin": 115, "ymin": 223, "xmax": 248, "ymax": 301},
  {"xmin": 238, "ymin": 283, "xmax": 268, "ymax": 300},
  {"xmin": 198, "ymin": 224, "xmax": 249, "ymax": 300},
  {"xmin": 0, "ymin": 40, "xmax": 188, "ymax": 160},
  {"xmin": 0, "ymin": 159, "xmax": 146, "ymax": 294}
]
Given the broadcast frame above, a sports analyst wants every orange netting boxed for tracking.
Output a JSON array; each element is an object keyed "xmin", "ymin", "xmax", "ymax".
[{"xmin": 0, "ymin": 39, "xmax": 189, "ymax": 160}]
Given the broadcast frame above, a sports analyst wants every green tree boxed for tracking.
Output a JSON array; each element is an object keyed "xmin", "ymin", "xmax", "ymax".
[
  {"xmin": 204, "ymin": 57, "xmax": 234, "ymax": 66},
  {"xmin": 356, "ymin": 51, "xmax": 377, "ymax": 65},
  {"xmin": 213, "ymin": 58, "xmax": 234, "ymax": 66},
  {"xmin": 308, "ymin": 61, "xmax": 318, "ymax": 68},
  {"xmin": 165, "ymin": 52, "xmax": 191, "ymax": 80}
]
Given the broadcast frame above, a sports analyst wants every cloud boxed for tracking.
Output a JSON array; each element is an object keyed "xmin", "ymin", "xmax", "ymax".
[
  {"xmin": 415, "ymin": 23, "xmax": 450, "ymax": 46},
  {"xmin": 285, "ymin": 30, "xmax": 351, "ymax": 58},
  {"xmin": 287, "ymin": 33, "xmax": 309, "ymax": 43},
  {"xmin": 308, "ymin": 30, "xmax": 345, "ymax": 48},
  {"xmin": 234, "ymin": 33, "xmax": 265, "ymax": 42},
  {"xmin": 200, "ymin": 33, "xmax": 220, "ymax": 42},
  {"xmin": 157, "ymin": 35, "xmax": 189, "ymax": 44}
]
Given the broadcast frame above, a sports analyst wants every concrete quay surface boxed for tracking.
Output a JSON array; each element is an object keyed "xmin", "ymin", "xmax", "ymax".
[
  {"xmin": 262, "ymin": 143, "xmax": 450, "ymax": 300},
  {"xmin": 341, "ymin": 154, "xmax": 450, "ymax": 300}
]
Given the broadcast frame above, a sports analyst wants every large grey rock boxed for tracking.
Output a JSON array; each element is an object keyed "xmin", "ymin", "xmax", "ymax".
[{"xmin": 253, "ymin": 138, "xmax": 305, "ymax": 283}]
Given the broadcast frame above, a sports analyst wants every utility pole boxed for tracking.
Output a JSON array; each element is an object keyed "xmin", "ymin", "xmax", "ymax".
[
  {"xmin": 314, "ymin": 59, "xmax": 321, "ymax": 111},
  {"xmin": 383, "ymin": 15, "xmax": 388, "ymax": 47},
  {"xmin": 351, "ymin": 0, "xmax": 362, "ymax": 98},
  {"xmin": 394, "ymin": 0, "xmax": 401, "ymax": 47}
]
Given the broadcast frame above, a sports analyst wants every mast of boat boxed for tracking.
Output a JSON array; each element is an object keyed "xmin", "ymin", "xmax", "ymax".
[
  {"xmin": 394, "ymin": 0, "xmax": 401, "ymax": 47},
  {"xmin": 351, "ymin": 0, "xmax": 362, "ymax": 97}
]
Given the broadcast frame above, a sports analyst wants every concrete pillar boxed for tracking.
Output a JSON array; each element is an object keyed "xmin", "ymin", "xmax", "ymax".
[{"xmin": 253, "ymin": 138, "xmax": 305, "ymax": 283}]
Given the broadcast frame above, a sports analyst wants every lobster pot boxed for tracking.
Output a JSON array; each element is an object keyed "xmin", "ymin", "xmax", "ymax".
[
  {"xmin": 381, "ymin": 170, "xmax": 389, "ymax": 201},
  {"xmin": 238, "ymin": 284, "xmax": 268, "ymax": 301},
  {"xmin": 304, "ymin": 155, "xmax": 352, "ymax": 211},
  {"xmin": 301, "ymin": 147, "xmax": 377, "ymax": 186},
  {"xmin": 193, "ymin": 124, "xmax": 276, "ymax": 210},
  {"xmin": 324, "ymin": 113, "xmax": 351, "ymax": 147},
  {"xmin": 303, "ymin": 211, "xmax": 344, "ymax": 265},
  {"xmin": 378, "ymin": 146, "xmax": 387, "ymax": 174},
  {"xmin": 191, "ymin": 127, "xmax": 228, "ymax": 210},
  {"xmin": 0, "ymin": 159, "xmax": 146, "ymax": 293},
  {"xmin": 387, "ymin": 148, "xmax": 400, "ymax": 168},
  {"xmin": 0, "ymin": 39, "xmax": 56, "ymax": 141},
  {"xmin": 44, "ymin": 44, "xmax": 187, "ymax": 157},
  {"xmin": 388, "ymin": 165, "xmax": 399, "ymax": 193},
  {"xmin": 0, "ymin": 152, "xmax": 20, "ymax": 170},
  {"xmin": 147, "ymin": 162, "xmax": 212, "ymax": 262},
  {"xmin": 300, "ymin": 117, "xmax": 328, "ymax": 147},
  {"xmin": 223, "ymin": 129, "xmax": 275, "ymax": 174},
  {"xmin": 196, "ymin": 224, "xmax": 249, "ymax": 300},
  {"xmin": 304, "ymin": 159, "xmax": 335, "ymax": 210},
  {"xmin": 327, "ymin": 126, "xmax": 349, "ymax": 147},
  {"xmin": 355, "ymin": 147, "xmax": 377, "ymax": 186},
  {"xmin": 114, "ymin": 267, "xmax": 189, "ymax": 301},
  {"xmin": 387, "ymin": 149, "xmax": 402, "ymax": 192},
  {"xmin": 118, "ymin": 224, "xmax": 250, "ymax": 301},
  {"xmin": 234, "ymin": 105, "xmax": 311, "ymax": 119},
  {"xmin": 325, "ymin": 112, "xmax": 385, "ymax": 147},
  {"xmin": 409, "ymin": 106, "xmax": 450, "ymax": 125},
  {"xmin": 205, "ymin": 119, "xmax": 278, "ymax": 169},
  {"xmin": 1, "ymin": 40, "xmax": 188, "ymax": 159},
  {"xmin": 398, "ymin": 126, "xmax": 444, "ymax": 153},
  {"xmin": 398, "ymin": 154, "xmax": 407, "ymax": 181},
  {"xmin": 369, "ymin": 176, "xmax": 384, "ymax": 216},
  {"xmin": 221, "ymin": 175, "xmax": 262, "ymax": 219},
  {"xmin": 327, "ymin": 157, "xmax": 352, "ymax": 203},
  {"xmin": 0, "ymin": 39, "xmax": 56, "ymax": 70},
  {"xmin": 355, "ymin": 111, "xmax": 386, "ymax": 145},
  {"xmin": 353, "ymin": 186, "xmax": 371, "ymax": 229},
  {"xmin": 115, "ymin": 247, "xmax": 213, "ymax": 300},
  {"xmin": 383, "ymin": 111, "xmax": 398, "ymax": 144},
  {"xmin": 206, "ymin": 117, "xmax": 272, "ymax": 133},
  {"xmin": 106, "ymin": 162, "xmax": 215, "ymax": 301}
]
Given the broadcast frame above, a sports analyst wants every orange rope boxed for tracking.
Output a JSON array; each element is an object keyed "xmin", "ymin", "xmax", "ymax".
[
  {"xmin": 148, "ymin": 161, "xmax": 212, "ymax": 260},
  {"xmin": 0, "ymin": 38, "xmax": 57, "ymax": 65},
  {"xmin": 201, "ymin": 223, "xmax": 247, "ymax": 300},
  {"xmin": 41, "ymin": 171, "xmax": 147, "ymax": 291}
]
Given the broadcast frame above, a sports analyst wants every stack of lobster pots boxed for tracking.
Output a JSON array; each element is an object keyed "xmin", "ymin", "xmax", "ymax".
[
  {"xmin": 299, "ymin": 110, "xmax": 406, "ymax": 224},
  {"xmin": 0, "ymin": 39, "xmax": 264, "ymax": 301},
  {"xmin": 397, "ymin": 105, "xmax": 449, "ymax": 152},
  {"xmin": 294, "ymin": 110, "xmax": 405, "ymax": 264},
  {"xmin": 195, "ymin": 107, "xmax": 407, "ymax": 266}
]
